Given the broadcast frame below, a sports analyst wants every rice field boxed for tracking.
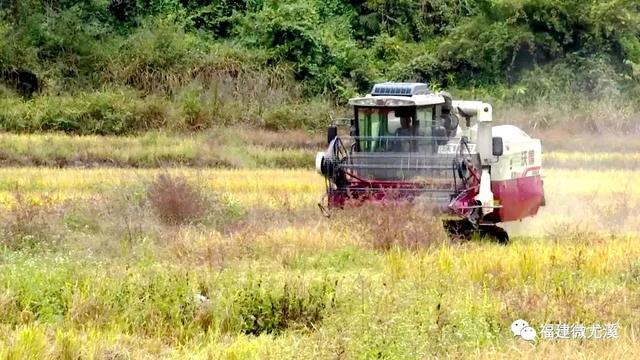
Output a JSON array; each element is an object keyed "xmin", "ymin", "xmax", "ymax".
[
  {"xmin": 2, "ymin": 131, "xmax": 640, "ymax": 170},
  {"xmin": 0, "ymin": 161, "xmax": 639, "ymax": 359},
  {"xmin": 0, "ymin": 131, "xmax": 318, "ymax": 169}
]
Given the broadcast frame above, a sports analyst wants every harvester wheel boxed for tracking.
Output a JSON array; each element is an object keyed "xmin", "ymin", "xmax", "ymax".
[
  {"xmin": 444, "ymin": 220, "xmax": 510, "ymax": 244},
  {"xmin": 479, "ymin": 226, "xmax": 510, "ymax": 244},
  {"xmin": 443, "ymin": 219, "xmax": 475, "ymax": 242}
]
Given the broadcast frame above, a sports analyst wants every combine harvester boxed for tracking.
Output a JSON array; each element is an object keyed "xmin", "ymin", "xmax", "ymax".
[{"xmin": 315, "ymin": 83, "xmax": 545, "ymax": 243}]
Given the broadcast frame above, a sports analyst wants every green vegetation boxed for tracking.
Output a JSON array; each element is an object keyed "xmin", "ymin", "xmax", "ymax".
[{"xmin": 1, "ymin": 0, "xmax": 639, "ymax": 134}]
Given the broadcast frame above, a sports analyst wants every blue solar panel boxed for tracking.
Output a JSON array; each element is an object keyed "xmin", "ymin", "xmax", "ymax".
[{"xmin": 371, "ymin": 82, "xmax": 430, "ymax": 97}]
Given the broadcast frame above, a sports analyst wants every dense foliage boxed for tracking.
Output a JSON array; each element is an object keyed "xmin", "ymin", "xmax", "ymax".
[{"xmin": 0, "ymin": 0, "xmax": 639, "ymax": 133}]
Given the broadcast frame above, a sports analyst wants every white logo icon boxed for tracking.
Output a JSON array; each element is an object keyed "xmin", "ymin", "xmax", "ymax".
[
  {"xmin": 511, "ymin": 319, "xmax": 529, "ymax": 336},
  {"xmin": 511, "ymin": 319, "xmax": 536, "ymax": 341},
  {"xmin": 520, "ymin": 326, "xmax": 537, "ymax": 341}
]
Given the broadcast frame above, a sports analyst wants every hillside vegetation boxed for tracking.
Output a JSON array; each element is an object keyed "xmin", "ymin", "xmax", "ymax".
[{"xmin": 1, "ymin": 0, "xmax": 640, "ymax": 134}]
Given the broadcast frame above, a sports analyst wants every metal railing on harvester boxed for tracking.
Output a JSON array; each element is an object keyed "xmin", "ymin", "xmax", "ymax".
[{"xmin": 322, "ymin": 135, "xmax": 481, "ymax": 207}]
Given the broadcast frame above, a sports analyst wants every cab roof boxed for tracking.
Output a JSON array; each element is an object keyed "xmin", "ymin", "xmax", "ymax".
[
  {"xmin": 371, "ymin": 82, "xmax": 430, "ymax": 97},
  {"xmin": 349, "ymin": 82, "xmax": 446, "ymax": 107},
  {"xmin": 348, "ymin": 94, "xmax": 446, "ymax": 107}
]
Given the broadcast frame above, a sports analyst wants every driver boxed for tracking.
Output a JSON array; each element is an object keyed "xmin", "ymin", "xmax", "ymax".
[{"xmin": 394, "ymin": 116, "xmax": 413, "ymax": 152}]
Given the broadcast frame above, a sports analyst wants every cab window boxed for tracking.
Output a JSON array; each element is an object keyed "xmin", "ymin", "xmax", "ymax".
[
  {"xmin": 417, "ymin": 107, "xmax": 434, "ymax": 136},
  {"xmin": 357, "ymin": 108, "xmax": 385, "ymax": 152},
  {"xmin": 357, "ymin": 107, "xmax": 435, "ymax": 152}
]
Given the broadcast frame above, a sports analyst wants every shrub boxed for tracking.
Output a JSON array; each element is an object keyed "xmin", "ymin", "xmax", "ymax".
[
  {"xmin": 262, "ymin": 101, "xmax": 332, "ymax": 131},
  {"xmin": 0, "ymin": 92, "xmax": 141, "ymax": 135},
  {"xmin": 109, "ymin": 0, "xmax": 137, "ymax": 22},
  {"xmin": 0, "ymin": 193, "xmax": 60, "ymax": 250},
  {"xmin": 147, "ymin": 174, "xmax": 206, "ymax": 225},
  {"xmin": 238, "ymin": 2, "xmax": 326, "ymax": 77},
  {"xmin": 180, "ymin": 0, "xmax": 254, "ymax": 37},
  {"xmin": 231, "ymin": 278, "xmax": 337, "ymax": 335},
  {"xmin": 348, "ymin": 201, "xmax": 449, "ymax": 251},
  {"xmin": 98, "ymin": 17, "xmax": 196, "ymax": 92}
]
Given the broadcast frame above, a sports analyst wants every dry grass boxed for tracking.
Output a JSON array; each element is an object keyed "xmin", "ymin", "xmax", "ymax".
[
  {"xmin": 232, "ymin": 128, "xmax": 325, "ymax": 150},
  {"xmin": 147, "ymin": 174, "xmax": 206, "ymax": 225},
  {"xmin": 0, "ymin": 192, "xmax": 64, "ymax": 249},
  {"xmin": 345, "ymin": 202, "xmax": 449, "ymax": 251}
]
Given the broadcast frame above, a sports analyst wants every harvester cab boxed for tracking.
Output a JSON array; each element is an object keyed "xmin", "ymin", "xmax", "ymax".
[{"xmin": 316, "ymin": 82, "xmax": 545, "ymax": 243}]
